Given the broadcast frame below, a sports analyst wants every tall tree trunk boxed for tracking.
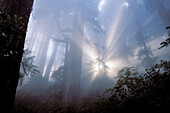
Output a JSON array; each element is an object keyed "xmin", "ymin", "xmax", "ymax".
[
  {"xmin": 154, "ymin": 0, "xmax": 170, "ymax": 26},
  {"xmin": 62, "ymin": 42, "xmax": 69, "ymax": 101},
  {"xmin": 0, "ymin": 0, "xmax": 34, "ymax": 112},
  {"xmin": 64, "ymin": 0, "xmax": 84, "ymax": 102},
  {"xmin": 29, "ymin": 24, "xmax": 39, "ymax": 51},
  {"xmin": 34, "ymin": 34, "xmax": 47, "ymax": 64},
  {"xmin": 134, "ymin": 8, "xmax": 154, "ymax": 67},
  {"xmin": 144, "ymin": 0, "xmax": 170, "ymax": 27},
  {"xmin": 44, "ymin": 44, "xmax": 58, "ymax": 82},
  {"xmin": 38, "ymin": 32, "xmax": 51, "ymax": 74}
]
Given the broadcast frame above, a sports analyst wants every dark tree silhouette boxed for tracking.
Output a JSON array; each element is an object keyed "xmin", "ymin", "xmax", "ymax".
[
  {"xmin": 0, "ymin": 0, "xmax": 34, "ymax": 112},
  {"xmin": 159, "ymin": 26, "xmax": 170, "ymax": 49}
]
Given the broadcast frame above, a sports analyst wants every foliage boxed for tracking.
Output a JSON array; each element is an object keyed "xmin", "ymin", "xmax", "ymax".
[
  {"xmin": 0, "ymin": 10, "xmax": 39, "ymax": 85},
  {"xmin": 12, "ymin": 20, "xmax": 170, "ymax": 112},
  {"xmin": 105, "ymin": 67, "xmax": 141, "ymax": 97},
  {"xmin": 159, "ymin": 26, "xmax": 170, "ymax": 49},
  {"xmin": 93, "ymin": 60, "xmax": 170, "ymax": 113},
  {"xmin": 13, "ymin": 60, "xmax": 170, "ymax": 113},
  {"xmin": 19, "ymin": 49, "xmax": 39, "ymax": 85},
  {"xmin": 0, "ymin": 10, "xmax": 25, "ymax": 62},
  {"xmin": 82, "ymin": 0, "xmax": 105, "ymax": 33},
  {"xmin": 51, "ymin": 66, "xmax": 64, "ymax": 82}
]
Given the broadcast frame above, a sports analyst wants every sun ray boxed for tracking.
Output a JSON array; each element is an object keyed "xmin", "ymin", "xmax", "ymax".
[
  {"xmin": 142, "ymin": 12, "xmax": 157, "ymax": 27},
  {"xmin": 106, "ymin": 4, "xmax": 125, "ymax": 52},
  {"xmin": 80, "ymin": 2, "xmax": 129, "ymax": 82}
]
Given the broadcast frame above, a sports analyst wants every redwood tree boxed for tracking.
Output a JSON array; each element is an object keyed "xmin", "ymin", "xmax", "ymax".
[
  {"xmin": 63, "ymin": 0, "xmax": 85, "ymax": 102},
  {"xmin": 0, "ymin": 0, "xmax": 34, "ymax": 112}
]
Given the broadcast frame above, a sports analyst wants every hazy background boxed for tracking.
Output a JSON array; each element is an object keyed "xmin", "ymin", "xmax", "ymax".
[{"xmin": 18, "ymin": 0, "xmax": 170, "ymax": 102}]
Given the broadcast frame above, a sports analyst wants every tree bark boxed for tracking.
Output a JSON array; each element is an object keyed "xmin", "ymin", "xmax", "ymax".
[
  {"xmin": 134, "ymin": 7, "xmax": 154, "ymax": 67},
  {"xmin": 154, "ymin": 0, "xmax": 170, "ymax": 26},
  {"xmin": 144, "ymin": 0, "xmax": 170, "ymax": 27},
  {"xmin": 29, "ymin": 24, "xmax": 39, "ymax": 51},
  {"xmin": 38, "ymin": 32, "xmax": 51, "ymax": 74},
  {"xmin": 0, "ymin": 0, "xmax": 34, "ymax": 112},
  {"xmin": 44, "ymin": 44, "xmax": 58, "ymax": 82},
  {"xmin": 64, "ymin": 0, "xmax": 85, "ymax": 102}
]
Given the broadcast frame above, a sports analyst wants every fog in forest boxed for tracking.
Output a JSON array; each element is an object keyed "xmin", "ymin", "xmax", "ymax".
[{"xmin": 15, "ymin": 0, "xmax": 170, "ymax": 111}]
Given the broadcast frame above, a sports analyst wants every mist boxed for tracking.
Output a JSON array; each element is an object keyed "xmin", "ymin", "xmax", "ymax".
[{"xmin": 12, "ymin": 0, "xmax": 170, "ymax": 112}]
